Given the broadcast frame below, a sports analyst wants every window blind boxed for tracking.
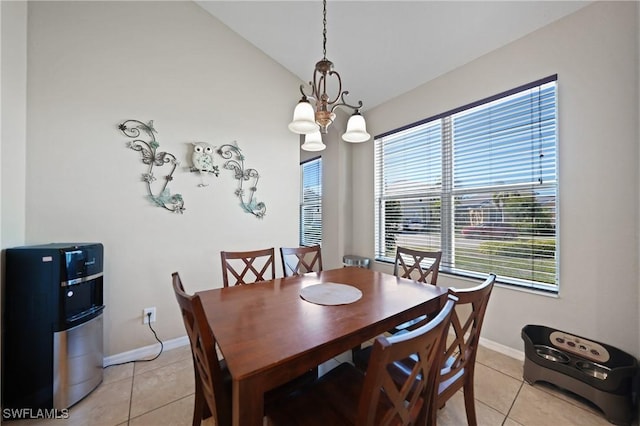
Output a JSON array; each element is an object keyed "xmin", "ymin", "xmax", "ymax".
[
  {"xmin": 375, "ymin": 120, "xmax": 442, "ymax": 259},
  {"xmin": 375, "ymin": 77, "xmax": 558, "ymax": 291},
  {"xmin": 300, "ymin": 158, "xmax": 322, "ymax": 246}
]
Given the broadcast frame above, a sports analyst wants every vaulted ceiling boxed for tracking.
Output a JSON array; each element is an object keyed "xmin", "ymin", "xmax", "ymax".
[{"xmin": 196, "ymin": 1, "xmax": 591, "ymax": 111}]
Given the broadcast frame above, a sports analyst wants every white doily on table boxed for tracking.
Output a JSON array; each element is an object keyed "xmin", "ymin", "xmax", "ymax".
[{"xmin": 299, "ymin": 282, "xmax": 363, "ymax": 306}]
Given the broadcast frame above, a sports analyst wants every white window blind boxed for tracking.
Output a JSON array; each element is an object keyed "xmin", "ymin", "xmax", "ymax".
[
  {"xmin": 375, "ymin": 120, "xmax": 443, "ymax": 259},
  {"xmin": 300, "ymin": 158, "xmax": 322, "ymax": 246},
  {"xmin": 375, "ymin": 76, "xmax": 558, "ymax": 292}
]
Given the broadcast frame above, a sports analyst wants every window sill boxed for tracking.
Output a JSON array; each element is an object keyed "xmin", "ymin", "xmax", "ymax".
[{"xmin": 372, "ymin": 259, "xmax": 559, "ymax": 298}]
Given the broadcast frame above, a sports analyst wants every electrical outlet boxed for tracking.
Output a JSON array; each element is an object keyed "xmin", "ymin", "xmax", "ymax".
[{"xmin": 143, "ymin": 307, "xmax": 156, "ymax": 324}]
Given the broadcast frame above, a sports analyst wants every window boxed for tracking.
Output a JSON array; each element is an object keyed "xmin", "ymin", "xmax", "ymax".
[
  {"xmin": 375, "ymin": 76, "xmax": 558, "ymax": 292},
  {"xmin": 300, "ymin": 157, "xmax": 322, "ymax": 246}
]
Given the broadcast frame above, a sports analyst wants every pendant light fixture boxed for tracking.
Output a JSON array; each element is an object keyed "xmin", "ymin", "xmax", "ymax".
[
  {"xmin": 288, "ymin": 0, "xmax": 371, "ymax": 151},
  {"xmin": 300, "ymin": 130, "xmax": 326, "ymax": 151}
]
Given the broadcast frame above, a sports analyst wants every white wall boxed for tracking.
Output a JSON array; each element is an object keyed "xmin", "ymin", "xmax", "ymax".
[
  {"xmin": 23, "ymin": 1, "xmax": 302, "ymax": 356},
  {"xmin": 348, "ymin": 1, "xmax": 640, "ymax": 356},
  {"xmin": 1, "ymin": 1, "xmax": 27, "ymax": 249},
  {"xmin": 1, "ymin": 0, "xmax": 28, "ymax": 406}
]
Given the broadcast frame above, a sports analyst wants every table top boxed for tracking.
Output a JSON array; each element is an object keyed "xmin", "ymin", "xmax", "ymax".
[{"xmin": 196, "ymin": 267, "xmax": 448, "ymax": 383}]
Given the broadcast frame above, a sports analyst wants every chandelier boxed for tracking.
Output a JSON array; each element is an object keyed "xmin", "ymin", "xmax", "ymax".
[{"xmin": 288, "ymin": 0, "xmax": 371, "ymax": 151}]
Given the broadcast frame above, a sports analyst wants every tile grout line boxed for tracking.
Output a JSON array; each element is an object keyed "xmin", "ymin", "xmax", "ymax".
[
  {"xmin": 475, "ymin": 356, "xmax": 524, "ymax": 382},
  {"xmin": 502, "ymin": 380, "xmax": 525, "ymax": 425},
  {"xmin": 127, "ymin": 362, "xmax": 137, "ymax": 424},
  {"xmin": 529, "ymin": 381, "xmax": 611, "ymax": 421},
  {"xmin": 124, "ymin": 355, "xmax": 197, "ymax": 424},
  {"xmin": 476, "ymin": 354, "xmax": 617, "ymax": 424},
  {"xmin": 127, "ymin": 393, "xmax": 197, "ymax": 424},
  {"xmin": 482, "ymin": 364, "xmax": 523, "ymax": 381}
]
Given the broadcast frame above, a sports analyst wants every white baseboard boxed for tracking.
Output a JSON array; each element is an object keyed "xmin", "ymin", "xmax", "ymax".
[
  {"xmin": 103, "ymin": 335, "xmax": 189, "ymax": 367},
  {"xmin": 479, "ymin": 336, "xmax": 525, "ymax": 361}
]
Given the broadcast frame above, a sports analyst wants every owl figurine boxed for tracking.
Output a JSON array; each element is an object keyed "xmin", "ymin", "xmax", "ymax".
[
  {"xmin": 190, "ymin": 142, "xmax": 219, "ymax": 187},
  {"xmin": 191, "ymin": 142, "xmax": 217, "ymax": 172}
]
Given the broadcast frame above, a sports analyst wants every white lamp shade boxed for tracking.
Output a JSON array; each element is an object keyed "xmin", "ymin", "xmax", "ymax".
[
  {"xmin": 301, "ymin": 131, "xmax": 326, "ymax": 151},
  {"xmin": 342, "ymin": 113, "xmax": 371, "ymax": 143},
  {"xmin": 288, "ymin": 101, "xmax": 318, "ymax": 134}
]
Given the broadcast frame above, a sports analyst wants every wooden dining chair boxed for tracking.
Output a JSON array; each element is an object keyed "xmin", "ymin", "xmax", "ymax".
[
  {"xmin": 350, "ymin": 248, "xmax": 443, "ymax": 360},
  {"xmin": 430, "ymin": 273, "xmax": 495, "ymax": 425},
  {"xmin": 394, "ymin": 246, "xmax": 442, "ymax": 284},
  {"xmin": 220, "ymin": 247, "xmax": 275, "ymax": 287},
  {"xmin": 265, "ymin": 295, "xmax": 457, "ymax": 426},
  {"xmin": 172, "ymin": 272, "xmax": 231, "ymax": 426},
  {"xmin": 353, "ymin": 274, "xmax": 496, "ymax": 426},
  {"xmin": 280, "ymin": 245, "xmax": 323, "ymax": 277},
  {"xmin": 387, "ymin": 247, "xmax": 442, "ymax": 335},
  {"xmin": 172, "ymin": 272, "xmax": 318, "ymax": 426}
]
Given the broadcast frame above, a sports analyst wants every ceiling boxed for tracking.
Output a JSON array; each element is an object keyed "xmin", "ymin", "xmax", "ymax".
[{"xmin": 196, "ymin": 1, "xmax": 591, "ymax": 111}]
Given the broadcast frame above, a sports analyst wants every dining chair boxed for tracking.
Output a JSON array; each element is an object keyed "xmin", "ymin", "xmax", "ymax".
[
  {"xmin": 172, "ymin": 272, "xmax": 319, "ymax": 426},
  {"xmin": 264, "ymin": 294, "xmax": 457, "ymax": 426},
  {"xmin": 353, "ymin": 273, "xmax": 496, "ymax": 426},
  {"xmin": 172, "ymin": 272, "xmax": 231, "ymax": 426},
  {"xmin": 394, "ymin": 246, "xmax": 442, "ymax": 284},
  {"xmin": 430, "ymin": 273, "xmax": 495, "ymax": 425},
  {"xmin": 387, "ymin": 247, "xmax": 442, "ymax": 335},
  {"xmin": 220, "ymin": 247, "xmax": 275, "ymax": 287},
  {"xmin": 280, "ymin": 245, "xmax": 323, "ymax": 277},
  {"xmin": 350, "ymin": 248, "xmax": 443, "ymax": 360}
]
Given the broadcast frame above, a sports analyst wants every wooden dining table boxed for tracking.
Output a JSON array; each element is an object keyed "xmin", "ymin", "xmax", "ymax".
[{"xmin": 196, "ymin": 266, "xmax": 448, "ymax": 426}]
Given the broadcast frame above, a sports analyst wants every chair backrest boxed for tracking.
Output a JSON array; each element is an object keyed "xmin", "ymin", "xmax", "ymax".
[
  {"xmin": 280, "ymin": 245, "xmax": 323, "ymax": 277},
  {"xmin": 220, "ymin": 247, "xmax": 275, "ymax": 287},
  {"xmin": 393, "ymin": 247, "xmax": 442, "ymax": 285},
  {"xmin": 172, "ymin": 272, "xmax": 231, "ymax": 426},
  {"xmin": 357, "ymin": 295, "xmax": 456, "ymax": 426},
  {"xmin": 438, "ymin": 274, "xmax": 496, "ymax": 397}
]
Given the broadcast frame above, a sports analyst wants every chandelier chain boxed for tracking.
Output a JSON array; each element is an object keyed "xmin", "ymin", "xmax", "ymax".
[{"xmin": 322, "ymin": 0, "xmax": 327, "ymax": 59}]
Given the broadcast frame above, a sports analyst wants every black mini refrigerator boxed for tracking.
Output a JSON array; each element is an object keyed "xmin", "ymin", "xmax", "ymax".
[{"xmin": 2, "ymin": 243, "xmax": 105, "ymax": 411}]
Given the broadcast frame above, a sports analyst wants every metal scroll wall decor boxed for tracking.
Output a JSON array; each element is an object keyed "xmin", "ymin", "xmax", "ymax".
[
  {"xmin": 118, "ymin": 119, "xmax": 266, "ymax": 218},
  {"xmin": 218, "ymin": 142, "xmax": 266, "ymax": 218},
  {"xmin": 118, "ymin": 120, "xmax": 185, "ymax": 214}
]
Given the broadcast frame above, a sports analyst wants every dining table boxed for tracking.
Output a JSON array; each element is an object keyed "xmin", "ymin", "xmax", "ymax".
[{"xmin": 196, "ymin": 266, "xmax": 449, "ymax": 426}]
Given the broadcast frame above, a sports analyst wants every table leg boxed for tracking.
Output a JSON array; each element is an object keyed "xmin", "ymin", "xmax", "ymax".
[{"xmin": 233, "ymin": 377, "xmax": 264, "ymax": 426}]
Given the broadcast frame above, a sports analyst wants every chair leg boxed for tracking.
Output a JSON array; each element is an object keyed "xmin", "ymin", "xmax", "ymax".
[
  {"xmin": 192, "ymin": 379, "xmax": 204, "ymax": 426},
  {"xmin": 202, "ymin": 398, "xmax": 212, "ymax": 421},
  {"xmin": 462, "ymin": 376, "xmax": 478, "ymax": 426},
  {"xmin": 426, "ymin": 400, "xmax": 438, "ymax": 426}
]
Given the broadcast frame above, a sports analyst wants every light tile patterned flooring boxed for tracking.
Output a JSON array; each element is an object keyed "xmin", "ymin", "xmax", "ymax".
[{"xmin": 10, "ymin": 344, "xmax": 625, "ymax": 426}]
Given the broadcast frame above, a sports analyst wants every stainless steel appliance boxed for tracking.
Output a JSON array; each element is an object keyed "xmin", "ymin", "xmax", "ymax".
[{"xmin": 2, "ymin": 243, "xmax": 105, "ymax": 412}]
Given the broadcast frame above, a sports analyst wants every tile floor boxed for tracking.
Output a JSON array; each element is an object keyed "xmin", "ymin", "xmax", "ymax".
[{"xmin": 8, "ymin": 343, "xmax": 631, "ymax": 426}]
